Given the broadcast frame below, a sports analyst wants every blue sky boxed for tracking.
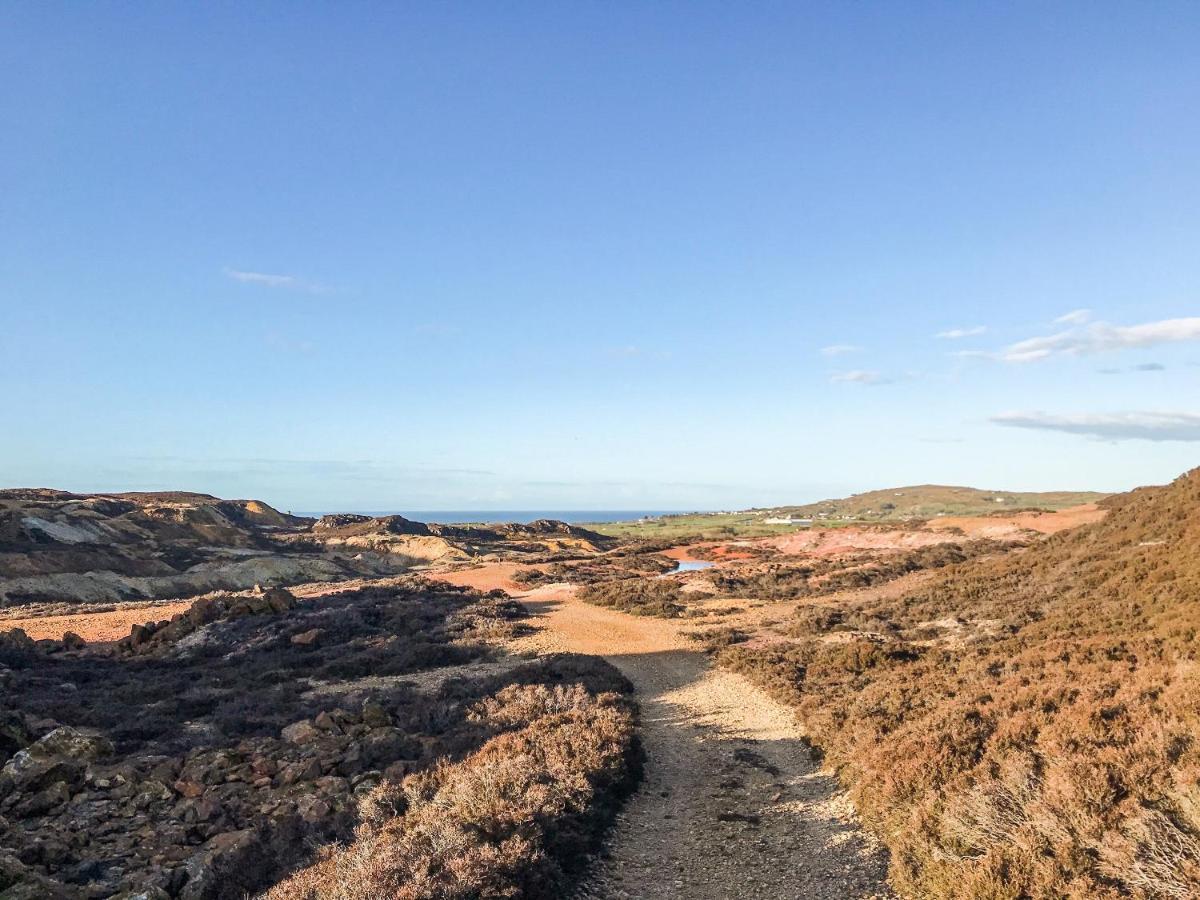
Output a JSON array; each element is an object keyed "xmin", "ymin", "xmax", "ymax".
[{"xmin": 3, "ymin": 3, "xmax": 1199, "ymax": 511}]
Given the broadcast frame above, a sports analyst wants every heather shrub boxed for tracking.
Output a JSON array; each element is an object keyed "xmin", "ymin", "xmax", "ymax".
[
  {"xmin": 685, "ymin": 625, "xmax": 751, "ymax": 652},
  {"xmin": 576, "ymin": 577, "xmax": 686, "ymax": 617},
  {"xmin": 263, "ymin": 682, "xmax": 639, "ymax": 899},
  {"xmin": 718, "ymin": 468, "xmax": 1200, "ymax": 898},
  {"xmin": 707, "ymin": 540, "xmax": 1011, "ymax": 602}
]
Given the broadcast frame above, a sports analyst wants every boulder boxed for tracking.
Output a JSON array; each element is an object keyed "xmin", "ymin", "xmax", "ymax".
[
  {"xmin": 360, "ymin": 701, "xmax": 392, "ymax": 729},
  {"xmin": 11, "ymin": 779, "xmax": 70, "ymax": 817},
  {"xmin": 186, "ymin": 599, "xmax": 222, "ymax": 627},
  {"xmin": 280, "ymin": 720, "xmax": 320, "ymax": 745},
  {"xmin": 179, "ymin": 829, "xmax": 265, "ymax": 900},
  {"xmin": 312, "ymin": 711, "xmax": 341, "ymax": 733},
  {"xmin": 290, "ymin": 628, "xmax": 323, "ymax": 647},
  {"xmin": 0, "ymin": 629, "xmax": 34, "ymax": 652},
  {"xmin": 0, "ymin": 711, "xmax": 31, "ymax": 763},
  {"xmin": 0, "ymin": 727, "xmax": 113, "ymax": 798},
  {"xmin": 60, "ymin": 632, "xmax": 86, "ymax": 651},
  {"xmin": 0, "ymin": 850, "xmax": 72, "ymax": 899},
  {"xmin": 261, "ymin": 587, "xmax": 296, "ymax": 613}
]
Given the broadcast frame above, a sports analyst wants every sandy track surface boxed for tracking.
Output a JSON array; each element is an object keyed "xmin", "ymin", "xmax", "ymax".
[{"xmin": 436, "ymin": 573, "xmax": 894, "ymax": 899}]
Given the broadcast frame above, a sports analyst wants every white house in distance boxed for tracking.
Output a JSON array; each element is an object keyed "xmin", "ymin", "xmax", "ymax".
[{"xmin": 763, "ymin": 515, "xmax": 813, "ymax": 526}]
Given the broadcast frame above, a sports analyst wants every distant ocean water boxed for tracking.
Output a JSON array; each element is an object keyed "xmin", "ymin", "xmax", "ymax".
[{"xmin": 293, "ymin": 510, "xmax": 692, "ymax": 525}]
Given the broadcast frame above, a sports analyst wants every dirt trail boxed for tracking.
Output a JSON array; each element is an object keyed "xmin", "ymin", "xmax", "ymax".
[{"xmin": 434, "ymin": 571, "xmax": 893, "ymax": 899}]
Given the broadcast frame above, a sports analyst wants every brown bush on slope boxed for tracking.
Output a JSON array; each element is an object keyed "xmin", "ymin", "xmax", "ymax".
[
  {"xmin": 720, "ymin": 468, "xmax": 1200, "ymax": 899},
  {"xmin": 512, "ymin": 551, "xmax": 677, "ymax": 588},
  {"xmin": 263, "ymin": 681, "xmax": 638, "ymax": 900},
  {"xmin": 576, "ymin": 578, "xmax": 687, "ymax": 617},
  {"xmin": 705, "ymin": 540, "xmax": 1013, "ymax": 603}
]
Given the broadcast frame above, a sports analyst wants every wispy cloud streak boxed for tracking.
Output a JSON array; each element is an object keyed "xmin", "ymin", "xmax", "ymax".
[
  {"xmin": 1053, "ymin": 308, "xmax": 1093, "ymax": 325},
  {"xmin": 981, "ymin": 317, "xmax": 1200, "ymax": 363},
  {"xmin": 992, "ymin": 410, "xmax": 1200, "ymax": 441},
  {"xmin": 830, "ymin": 369, "xmax": 890, "ymax": 385},
  {"xmin": 935, "ymin": 326, "xmax": 986, "ymax": 339},
  {"xmin": 224, "ymin": 268, "xmax": 330, "ymax": 293}
]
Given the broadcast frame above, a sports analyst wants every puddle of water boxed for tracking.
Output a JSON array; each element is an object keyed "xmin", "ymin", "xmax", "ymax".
[{"xmin": 672, "ymin": 560, "xmax": 715, "ymax": 573}]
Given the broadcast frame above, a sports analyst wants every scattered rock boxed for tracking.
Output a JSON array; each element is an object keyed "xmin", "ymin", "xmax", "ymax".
[
  {"xmin": 60, "ymin": 632, "xmax": 86, "ymax": 651},
  {"xmin": 0, "ymin": 726, "xmax": 113, "ymax": 797},
  {"xmin": 290, "ymin": 628, "xmax": 323, "ymax": 647},
  {"xmin": 280, "ymin": 720, "xmax": 320, "ymax": 746},
  {"xmin": 361, "ymin": 701, "xmax": 392, "ymax": 728}
]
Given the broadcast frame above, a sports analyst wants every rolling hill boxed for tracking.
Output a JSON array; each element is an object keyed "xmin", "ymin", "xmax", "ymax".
[{"xmin": 762, "ymin": 483, "xmax": 1108, "ymax": 522}]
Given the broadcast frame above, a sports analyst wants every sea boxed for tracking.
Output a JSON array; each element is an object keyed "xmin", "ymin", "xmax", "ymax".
[{"xmin": 293, "ymin": 510, "xmax": 690, "ymax": 525}]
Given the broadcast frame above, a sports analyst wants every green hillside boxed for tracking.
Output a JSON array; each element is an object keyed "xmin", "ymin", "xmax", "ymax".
[{"xmin": 765, "ymin": 484, "xmax": 1107, "ymax": 522}]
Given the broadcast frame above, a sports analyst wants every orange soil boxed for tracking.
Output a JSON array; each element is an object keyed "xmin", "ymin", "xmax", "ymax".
[
  {"xmin": 764, "ymin": 527, "xmax": 958, "ymax": 557},
  {"xmin": 3, "ymin": 601, "xmax": 195, "ymax": 643},
  {"xmin": 924, "ymin": 502, "xmax": 1106, "ymax": 537},
  {"xmin": 664, "ymin": 544, "xmax": 753, "ymax": 562},
  {"xmin": 428, "ymin": 562, "xmax": 531, "ymax": 593}
]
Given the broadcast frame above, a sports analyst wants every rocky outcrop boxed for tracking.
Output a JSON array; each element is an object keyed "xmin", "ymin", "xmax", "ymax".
[
  {"xmin": 0, "ymin": 492, "xmax": 322, "ymax": 608},
  {"xmin": 310, "ymin": 513, "xmax": 371, "ymax": 531},
  {"xmin": 0, "ymin": 556, "xmax": 352, "ymax": 608},
  {"xmin": 0, "ymin": 703, "xmax": 411, "ymax": 899},
  {"xmin": 116, "ymin": 587, "xmax": 298, "ymax": 655},
  {"xmin": 1, "ymin": 490, "xmax": 614, "ymax": 609}
]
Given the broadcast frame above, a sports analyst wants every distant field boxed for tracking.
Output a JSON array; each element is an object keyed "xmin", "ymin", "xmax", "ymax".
[
  {"xmin": 585, "ymin": 485, "xmax": 1107, "ymax": 540},
  {"xmin": 767, "ymin": 484, "xmax": 1107, "ymax": 522},
  {"xmin": 582, "ymin": 512, "xmax": 803, "ymax": 540}
]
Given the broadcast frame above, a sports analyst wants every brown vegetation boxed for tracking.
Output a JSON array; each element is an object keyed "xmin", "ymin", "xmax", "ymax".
[
  {"xmin": 576, "ymin": 578, "xmax": 689, "ymax": 618},
  {"xmin": 263, "ymin": 679, "xmax": 637, "ymax": 899},
  {"xmin": 706, "ymin": 540, "xmax": 1011, "ymax": 602},
  {"xmin": 0, "ymin": 579, "xmax": 639, "ymax": 898},
  {"xmin": 512, "ymin": 550, "xmax": 677, "ymax": 588},
  {"xmin": 719, "ymin": 468, "xmax": 1200, "ymax": 898}
]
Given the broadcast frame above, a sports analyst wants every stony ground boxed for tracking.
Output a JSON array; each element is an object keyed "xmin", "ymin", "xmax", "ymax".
[{"xmin": 0, "ymin": 600, "xmax": 195, "ymax": 641}]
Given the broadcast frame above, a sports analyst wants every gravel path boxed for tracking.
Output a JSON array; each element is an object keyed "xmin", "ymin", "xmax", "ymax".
[{"xmin": 511, "ymin": 585, "xmax": 894, "ymax": 900}]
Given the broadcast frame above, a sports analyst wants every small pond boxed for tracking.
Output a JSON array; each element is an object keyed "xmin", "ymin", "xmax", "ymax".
[{"xmin": 671, "ymin": 560, "xmax": 715, "ymax": 573}]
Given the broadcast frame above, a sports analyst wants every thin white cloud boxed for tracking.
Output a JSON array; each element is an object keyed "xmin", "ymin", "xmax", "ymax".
[
  {"xmin": 830, "ymin": 369, "xmax": 889, "ymax": 386},
  {"xmin": 608, "ymin": 345, "xmax": 643, "ymax": 357},
  {"xmin": 820, "ymin": 344, "xmax": 863, "ymax": 356},
  {"xmin": 1098, "ymin": 362, "xmax": 1167, "ymax": 374},
  {"xmin": 935, "ymin": 326, "xmax": 987, "ymax": 339},
  {"xmin": 996, "ymin": 317, "xmax": 1200, "ymax": 363},
  {"xmin": 949, "ymin": 349, "xmax": 993, "ymax": 359},
  {"xmin": 604, "ymin": 345, "xmax": 673, "ymax": 360},
  {"xmin": 992, "ymin": 410, "xmax": 1200, "ymax": 442},
  {"xmin": 264, "ymin": 331, "xmax": 316, "ymax": 354},
  {"xmin": 1054, "ymin": 308, "xmax": 1093, "ymax": 325},
  {"xmin": 224, "ymin": 267, "xmax": 329, "ymax": 293}
]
